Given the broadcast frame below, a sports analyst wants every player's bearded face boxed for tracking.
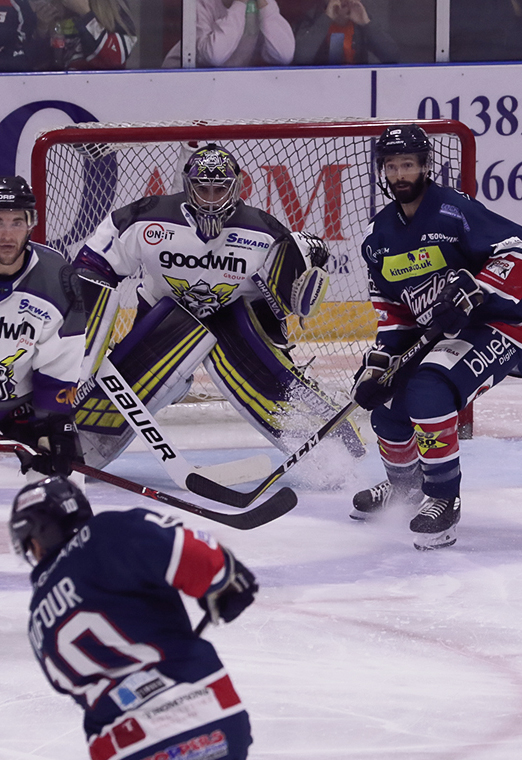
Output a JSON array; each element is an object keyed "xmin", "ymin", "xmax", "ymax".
[
  {"xmin": 384, "ymin": 154, "xmax": 428, "ymax": 204},
  {"xmin": 0, "ymin": 210, "xmax": 29, "ymax": 274}
]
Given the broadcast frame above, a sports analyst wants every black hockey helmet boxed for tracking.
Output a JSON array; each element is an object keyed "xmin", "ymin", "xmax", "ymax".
[
  {"xmin": 9, "ymin": 476, "xmax": 93, "ymax": 564},
  {"xmin": 375, "ymin": 125, "xmax": 432, "ymax": 171},
  {"xmin": 0, "ymin": 176, "xmax": 38, "ymax": 228},
  {"xmin": 182, "ymin": 143, "xmax": 243, "ymax": 239}
]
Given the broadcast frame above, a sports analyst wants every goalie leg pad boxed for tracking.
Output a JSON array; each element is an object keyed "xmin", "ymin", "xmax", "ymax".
[
  {"xmin": 204, "ymin": 299, "xmax": 365, "ymax": 458},
  {"xmin": 79, "ymin": 279, "xmax": 121, "ymax": 382},
  {"xmin": 75, "ymin": 297, "xmax": 216, "ymax": 467}
]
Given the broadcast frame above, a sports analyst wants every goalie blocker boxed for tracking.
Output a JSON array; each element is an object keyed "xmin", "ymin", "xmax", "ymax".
[{"xmin": 75, "ymin": 296, "xmax": 364, "ymax": 469}]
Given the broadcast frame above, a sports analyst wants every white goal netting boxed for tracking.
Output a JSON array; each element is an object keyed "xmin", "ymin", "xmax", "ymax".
[{"xmin": 31, "ymin": 118, "xmax": 473, "ymax": 412}]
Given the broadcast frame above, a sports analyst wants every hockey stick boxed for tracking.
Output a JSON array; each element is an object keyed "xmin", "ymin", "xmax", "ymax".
[
  {"xmin": 92, "ymin": 355, "xmax": 271, "ymax": 489},
  {"xmin": 194, "ymin": 612, "xmax": 211, "ymax": 636},
  {"xmin": 0, "ymin": 439, "xmax": 297, "ymax": 530},
  {"xmin": 186, "ymin": 327, "xmax": 440, "ymax": 507}
]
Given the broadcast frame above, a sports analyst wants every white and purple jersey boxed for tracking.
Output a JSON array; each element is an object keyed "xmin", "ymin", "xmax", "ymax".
[
  {"xmin": 0, "ymin": 242, "xmax": 85, "ymax": 419},
  {"xmin": 75, "ymin": 194, "xmax": 306, "ymax": 323}
]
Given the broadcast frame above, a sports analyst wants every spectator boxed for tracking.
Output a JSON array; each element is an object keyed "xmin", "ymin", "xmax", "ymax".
[
  {"xmin": 162, "ymin": 0, "xmax": 295, "ymax": 69},
  {"xmin": 292, "ymin": 0, "xmax": 399, "ymax": 66},
  {"xmin": 0, "ymin": 0, "xmax": 37, "ymax": 71},
  {"xmin": 29, "ymin": 0, "xmax": 137, "ymax": 70}
]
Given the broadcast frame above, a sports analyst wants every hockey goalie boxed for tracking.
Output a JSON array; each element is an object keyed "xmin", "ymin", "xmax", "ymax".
[{"xmin": 72, "ymin": 142, "xmax": 365, "ymax": 479}]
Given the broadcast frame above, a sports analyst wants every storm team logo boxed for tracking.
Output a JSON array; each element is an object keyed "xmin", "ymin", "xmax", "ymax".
[
  {"xmin": 195, "ymin": 148, "xmax": 229, "ymax": 176},
  {"xmin": 162, "ymin": 276, "xmax": 239, "ymax": 319},
  {"xmin": 0, "ymin": 349, "xmax": 26, "ymax": 401}
]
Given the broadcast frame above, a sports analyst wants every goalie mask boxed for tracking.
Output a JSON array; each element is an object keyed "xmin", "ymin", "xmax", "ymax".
[
  {"xmin": 9, "ymin": 476, "xmax": 93, "ymax": 565},
  {"xmin": 182, "ymin": 144, "xmax": 243, "ymax": 239},
  {"xmin": 375, "ymin": 125, "xmax": 432, "ymax": 200}
]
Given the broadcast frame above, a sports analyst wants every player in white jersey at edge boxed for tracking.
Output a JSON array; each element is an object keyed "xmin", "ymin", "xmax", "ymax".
[
  {"xmin": 9, "ymin": 474, "xmax": 258, "ymax": 759},
  {"xmin": 0, "ymin": 176, "xmax": 85, "ymax": 478},
  {"xmin": 72, "ymin": 143, "xmax": 365, "ymax": 470}
]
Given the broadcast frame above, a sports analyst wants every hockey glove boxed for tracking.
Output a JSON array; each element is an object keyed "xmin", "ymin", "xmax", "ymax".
[
  {"xmin": 352, "ymin": 347, "xmax": 399, "ymax": 411},
  {"xmin": 288, "ymin": 233, "xmax": 330, "ymax": 318},
  {"xmin": 291, "ymin": 231, "xmax": 330, "ymax": 269},
  {"xmin": 431, "ymin": 269, "xmax": 484, "ymax": 337},
  {"xmin": 198, "ymin": 547, "xmax": 259, "ymax": 625},
  {"xmin": 27, "ymin": 414, "xmax": 83, "ymax": 477},
  {"xmin": 291, "ymin": 266, "xmax": 329, "ymax": 319}
]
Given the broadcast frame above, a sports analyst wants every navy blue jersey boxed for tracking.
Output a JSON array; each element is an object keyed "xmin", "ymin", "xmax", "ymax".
[
  {"xmin": 28, "ymin": 508, "xmax": 232, "ymax": 740},
  {"xmin": 362, "ymin": 182, "xmax": 522, "ymax": 352}
]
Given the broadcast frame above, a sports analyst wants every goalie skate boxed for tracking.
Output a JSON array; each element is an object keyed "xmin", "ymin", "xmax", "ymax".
[{"xmin": 409, "ymin": 495, "xmax": 461, "ymax": 550}]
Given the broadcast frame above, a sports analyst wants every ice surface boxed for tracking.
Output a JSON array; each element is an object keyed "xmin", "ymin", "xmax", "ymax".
[{"xmin": 2, "ymin": 379, "xmax": 522, "ymax": 759}]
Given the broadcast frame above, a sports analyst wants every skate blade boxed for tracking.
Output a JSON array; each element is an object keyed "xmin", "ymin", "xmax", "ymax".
[
  {"xmin": 412, "ymin": 525, "xmax": 458, "ymax": 551},
  {"xmin": 349, "ymin": 506, "xmax": 382, "ymax": 521}
]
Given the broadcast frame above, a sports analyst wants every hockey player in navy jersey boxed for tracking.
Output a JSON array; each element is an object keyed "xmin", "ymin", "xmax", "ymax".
[
  {"xmin": 351, "ymin": 124, "xmax": 522, "ymax": 549},
  {"xmin": 0, "ymin": 176, "xmax": 85, "ymax": 477},
  {"xmin": 9, "ymin": 475, "xmax": 258, "ymax": 760},
  {"xmin": 72, "ymin": 142, "xmax": 364, "ymax": 471}
]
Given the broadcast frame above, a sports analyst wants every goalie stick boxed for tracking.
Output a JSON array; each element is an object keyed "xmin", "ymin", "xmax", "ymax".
[
  {"xmin": 186, "ymin": 328, "xmax": 441, "ymax": 507},
  {"xmin": 93, "ymin": 355, "xmax": 271, "ymax": 489},
  {"xmin": 0, "ymin": 439, "xmax": 297, "ymax": 530}
]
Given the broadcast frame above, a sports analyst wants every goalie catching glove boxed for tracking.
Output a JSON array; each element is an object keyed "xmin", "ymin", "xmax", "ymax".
[
  {"xmin": 292, "ymin": 230, "xmax": 330, "ymax": 269},
  {"xmin": 252, "ymin": 231, "xmax": 330, "ymax": 320},
  {"xmin": 290, "ymin": 232, "xmax": 330, "ymax": 318},
  {"xmin": 352, "ymin": 347, "xmax": 399, "ymax": 411},
  {"xmin": 431, "ymin": 269, "xmax": 484, "ymax": 337},
  {"xmin": 198, "ymin": 547, "xmax": 259, "ymax": 625},
  {"xmin": 291, "ymin": 266, "xmax": 329, "ymax": 319}
]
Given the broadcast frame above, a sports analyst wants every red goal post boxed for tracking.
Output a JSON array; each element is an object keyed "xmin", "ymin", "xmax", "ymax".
[{"xmin": 30, "ymin": 117, "xmax": 476, "ymax": 427}]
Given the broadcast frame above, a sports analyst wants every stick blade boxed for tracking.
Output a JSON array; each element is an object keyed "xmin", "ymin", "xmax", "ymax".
[
  {"xmin": 192, "ymin": 453, "xmax": 272, "ymax": 487},
  {"xmin": 186, "ymin": 471, "xmax": 254, "ymax": 507},
  {"xmin": 232, "ymin": 487, "xmax": 297, "ymax": 529}
]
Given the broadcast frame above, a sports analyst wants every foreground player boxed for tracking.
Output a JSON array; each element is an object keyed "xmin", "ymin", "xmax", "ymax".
[
  {"xmin": 10, "ymin": 476, "xmax": 258, "ymax": 759},
  {"xmin": 0, "ymin": 176, "xmax": 84, "ymax": 477},
  {"xmin": 351, "ymin": 124, "xmax": 522, "ymax": 549},
  {"xmin": 73, "ymin": 142, "xmax": 364, "ymax": 469}
]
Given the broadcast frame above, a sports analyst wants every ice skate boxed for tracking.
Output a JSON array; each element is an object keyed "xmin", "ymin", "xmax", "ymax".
[
  {"xmin": 351, "ymin": 479, "xmax": 424, "ymax": 521},
  {"xmin": 351, "ymin": 480, "xmax": 393, "ymax": 520},
  {"xmin": 410, "ymin": 495, "xmax": 461, "ymax": 550}
]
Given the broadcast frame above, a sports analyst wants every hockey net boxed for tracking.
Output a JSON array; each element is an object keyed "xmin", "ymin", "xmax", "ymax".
[{"xmin": 31, "ymin": 118, "xmax": 475, "ymax": 415}]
